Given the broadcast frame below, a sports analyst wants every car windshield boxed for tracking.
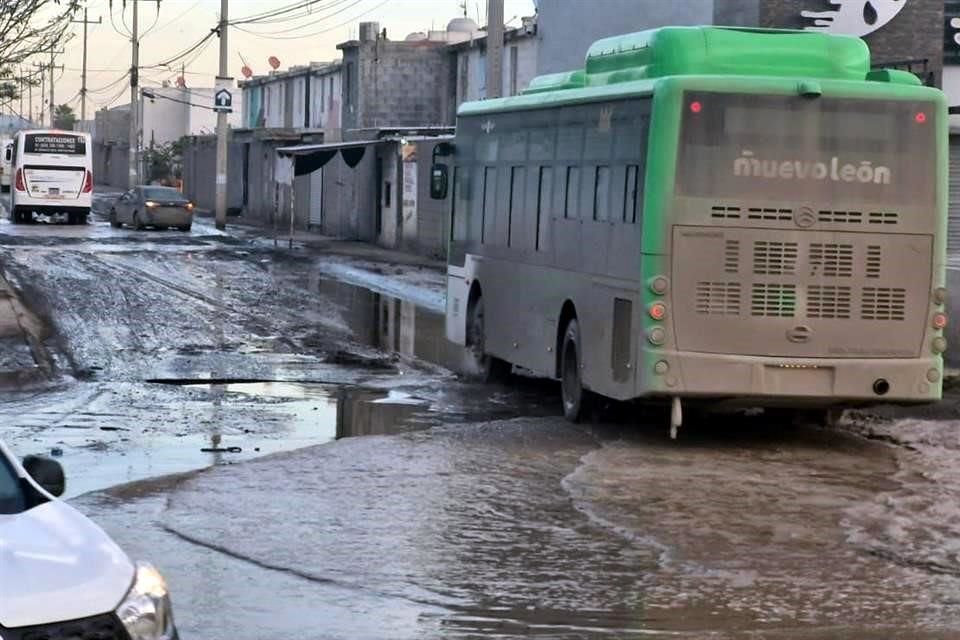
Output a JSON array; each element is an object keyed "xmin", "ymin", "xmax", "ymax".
[
  {"xmin": 142, "ymin": 187, "xmax": 188, "ymax": 202},
  {"xmin": 0, "ymin": 449, "xmax": 25, "ymax": 515}
]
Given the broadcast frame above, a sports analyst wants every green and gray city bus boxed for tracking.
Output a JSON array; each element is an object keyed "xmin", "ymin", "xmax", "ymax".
[{"xmin": 431, "ymin": 26, "xmax": 948, "ymax": 433}]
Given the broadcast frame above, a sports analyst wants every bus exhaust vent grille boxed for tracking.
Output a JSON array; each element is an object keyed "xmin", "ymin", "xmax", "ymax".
[
  {"xmin": 751, "ymin": 283, "xmax": 796, "ymax": 317},
  {"xmin": 861, "ymin": 287, "xmax": 906, "ymax": 321},
  {"xmin": 866, "ymin": 246, "xmax": 881, "ymax": 279},
  {"xmin": 747, "ymin": 207, "xmax": 792, "ymax": 221},
  {"xmin": 809, "ymin": 243, "xmax": 854, "ymax": 277},
  {"xmin": 807, "ymin": 285, "xmax": 852, "ymax": 319},
  {"xmin": 724, "ymin": 240, "xmax": 740, "ymax": 273},
  {"xmin": 753, "ymin": 241, "xmax": 797, "ymax": 275},
  {"xmin": 818, "ymin": 210, "xmax": 862, "ymax": 224},
  {"xmin": 868, "ymin": 211, "xmax": 899, "ymax": 225},
  {"xmin": 696, "ymin": 282, "xmax": 741, "ymax": 315},
  {"xmin": 711, "ymin": 205, "xmax": 741, "ymax": 219}
]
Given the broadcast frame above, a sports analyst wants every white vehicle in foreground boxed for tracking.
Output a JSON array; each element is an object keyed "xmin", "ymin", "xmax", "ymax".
[
  {"xmin": 0, "ymin": 440, "xmax": 179, "ymax": 639},
  {"xmin": 9, "ymin": 129, "xmax": 93, "ymax": 224}
]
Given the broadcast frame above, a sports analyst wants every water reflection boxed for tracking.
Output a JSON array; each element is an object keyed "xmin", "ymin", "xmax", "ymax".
[
  {"xmin": 335, "ymin": 387, "xmax": 431, "ymax": 439},
  {"xmin": 306, "ymin": 275, "xmax": 475, "ymax": 374}
]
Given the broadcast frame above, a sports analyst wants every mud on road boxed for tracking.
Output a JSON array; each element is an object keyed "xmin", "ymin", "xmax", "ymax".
[{"xmin": 4, "ymin": 196, "xmax": 960, "ymax": 638}]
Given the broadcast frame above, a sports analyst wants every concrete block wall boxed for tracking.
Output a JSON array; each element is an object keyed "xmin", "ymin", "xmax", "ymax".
[
  {"xmin": 343, "ymin": 40, "xmax": 454, "ymax": 132},
  {"xmin": 181, "ymin": 135, "xmax": 244, "ymax": 213},
  {"xmin": 92, "ymin": 143, "xmax": 129, "ymax": 188}
]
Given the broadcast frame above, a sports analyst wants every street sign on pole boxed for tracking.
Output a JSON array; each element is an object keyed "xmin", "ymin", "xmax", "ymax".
[{"xmin": 213, "ymin": 77, "xmax": 233, "ymax": 113}]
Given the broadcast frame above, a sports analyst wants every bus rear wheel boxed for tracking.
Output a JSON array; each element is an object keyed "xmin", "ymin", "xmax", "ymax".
[
  {"xmin": 561, "ymin": 318, "xmax": 591, "ymax": 422},
  {"xmin": 467, "ymin": 296, "xmax": 510, "ymax": 382}
]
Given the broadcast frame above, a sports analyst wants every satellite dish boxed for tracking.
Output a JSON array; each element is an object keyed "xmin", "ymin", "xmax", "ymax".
[
  {"xmin": 241, "ymin": 65, "xmax": 253, "ymax": 79},
  {"xmin": 268, "ymin": 56, "xmax": 281, "ymax": 70}
]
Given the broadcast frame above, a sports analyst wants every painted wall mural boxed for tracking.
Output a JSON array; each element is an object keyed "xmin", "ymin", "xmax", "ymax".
[{"xmin": 801, "ymin": 0, "xmax": 909, "ymax": 37}]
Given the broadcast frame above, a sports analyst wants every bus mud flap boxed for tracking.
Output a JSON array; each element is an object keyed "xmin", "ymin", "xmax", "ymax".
[{"xmin": 670, "ymin": 396, "xmax": 682, "ymax": 440}]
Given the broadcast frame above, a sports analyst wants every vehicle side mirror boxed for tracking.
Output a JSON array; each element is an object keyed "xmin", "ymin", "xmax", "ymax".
[
  {"xmin": 430, "ymin": 163, "xmax": 448, "ymax": 200},
  {"xmin": 22, "ymin": 455, "xmax": 65, "ymax": 497}
]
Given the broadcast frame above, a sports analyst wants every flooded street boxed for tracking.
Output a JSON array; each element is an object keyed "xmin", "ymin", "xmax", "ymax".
[{"xmin": 3, "ymin": 195, "xmax": 960, "ymax": 638}]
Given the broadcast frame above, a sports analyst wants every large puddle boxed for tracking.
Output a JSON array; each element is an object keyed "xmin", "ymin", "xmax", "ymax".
[{"xmin": 2, "ymin": 381, "xmax": 438, "ymax": 498}]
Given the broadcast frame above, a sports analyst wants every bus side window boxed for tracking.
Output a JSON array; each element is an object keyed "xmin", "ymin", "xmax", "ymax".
[
  {"xmin": 536, "ymin": 167, "xmax": 552, "ymax": 252},
  {"xmin": 508, "ymin": 166, "xmax": 525, "ymax": 248},
  {"xmin": 594, "ymin": 166, "xmax": 611, "ymax": 222},
  {"xmin": 482, "ymin": 166, "xmax": 496, "ymax": 244},
  {"xmin": 449, "ymin": 167, "xmax": 460, "ymax": 243},
  {"xmin": 625, "ymin": 165, "xmax": 639, "ymax": 223},
  {"xmin": 564, "ymin": 166, "xmax": 580, "ymax": 219}
]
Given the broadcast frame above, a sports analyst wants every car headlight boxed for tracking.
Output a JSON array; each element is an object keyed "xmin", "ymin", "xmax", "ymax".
[{"xmin": 115, "ymin": 562, "xmax": 177, "ymax": 640}]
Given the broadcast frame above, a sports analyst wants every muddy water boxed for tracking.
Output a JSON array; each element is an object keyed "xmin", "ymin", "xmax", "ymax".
[
  {"xmin": 75, "ymin": 414, "xmax": 960, "ymax": 640},
  {"xmin": 12, "ymin": 197, "xmax": 960, "ymax": 637}
]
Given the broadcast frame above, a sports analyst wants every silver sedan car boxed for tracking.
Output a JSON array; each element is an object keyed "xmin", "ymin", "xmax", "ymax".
[{"xmin": 109, "ymin": 186, "xmax": 195, "ymax": 231}]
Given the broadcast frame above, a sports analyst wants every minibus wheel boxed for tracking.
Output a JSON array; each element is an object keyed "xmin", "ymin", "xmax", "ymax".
[
  {"xmin": 561, "ymin": 318, "xmax": 591, "ymax": 422},
  {"xmin": 467, "ymin": 295, "xmax": 510, "ymax": 382}
]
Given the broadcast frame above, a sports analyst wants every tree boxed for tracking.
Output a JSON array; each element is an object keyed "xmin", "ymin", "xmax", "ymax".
[
  {"xmin": 143, "ymin": 139, "xmax": 184, "ymax": 184},
  {"xmin": 0, "ymin": 1, "xmax": 80, "ymax": 100},
  {"xmin": 53, "ymin": 103, "xmax": 75, "ymax": 130},
  {"xmin": 0, "ymin": 2, "xmax": 79, "ymax": 65}
]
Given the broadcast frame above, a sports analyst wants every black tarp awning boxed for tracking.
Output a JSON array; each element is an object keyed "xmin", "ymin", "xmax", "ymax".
[{"xmin": 277, "ymin": 140, "xmax": 373, "ymax": 175}]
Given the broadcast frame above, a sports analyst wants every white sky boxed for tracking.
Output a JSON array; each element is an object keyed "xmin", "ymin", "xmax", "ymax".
[{"xmin": 44, "ymin": 0, "xmax": 535, "ymax": 119}]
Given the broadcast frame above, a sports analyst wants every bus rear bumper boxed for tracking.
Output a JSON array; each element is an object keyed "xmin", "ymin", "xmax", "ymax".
[{"xmin": 640, "ymin": 350, "xmax": 942, "ymax": 405}]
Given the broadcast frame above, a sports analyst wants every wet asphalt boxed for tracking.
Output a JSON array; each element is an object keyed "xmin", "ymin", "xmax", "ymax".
[{"xmin": 2, "ymin": 192, "xmax": 960, "ymax": 638}]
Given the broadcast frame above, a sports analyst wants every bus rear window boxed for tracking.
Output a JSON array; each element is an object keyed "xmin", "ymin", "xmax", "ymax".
[
  {"xmin": 675, "ymin": 92, "xmax": 936, "ymax": 208},
  {"xmin": 24, "ymin": 134, "xmax": 86, "ymax": 155}
]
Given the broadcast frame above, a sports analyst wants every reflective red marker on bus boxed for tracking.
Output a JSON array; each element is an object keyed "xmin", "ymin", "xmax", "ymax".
[
  {"xmin": 915, "ymin": 112, "xmax": 927, "ymax": 124},
  {"xmin": 690, "ymin": 101, "xmax": 702, "ymax": 114},
  {"xmin": 649, "ymin": 302, "xmax": 667, "ymax": 321}
]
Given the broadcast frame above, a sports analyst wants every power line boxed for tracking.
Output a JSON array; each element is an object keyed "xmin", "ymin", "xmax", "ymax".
[
  {"xmin": 232, "ymin": 0, "xmax": 354, "ymax": 26},
  {"xmin": 232, "ymin": 0, "xmax": 365, "ymax": 36},
  {"xmin": 86, "ymin": 71, "xmax": 130, "ymax": 95},
  {"xmin": 234, "ymin": 0, "xmax": 391, "ymax": 40},
  {"xmin": 142, "ymin": 89, "xmax": 214, "ymax": 110},
  {"xmin": 109, "ymin": 1, "xmax": 131, "ymax": 37},
  {"xmin": 229, "ymin": 0, "xmax": 335, "ymax": 26},
  {"xmin": 146, "ymin": 0, "xmax": 203, "ymax": 34},
  {"xmin": 140, "ymin": 30, "xmax": 216, "ymax": 69},
  {"xmin": 138, "ymin": 4, "xmax": 162, "ymax": 38}
]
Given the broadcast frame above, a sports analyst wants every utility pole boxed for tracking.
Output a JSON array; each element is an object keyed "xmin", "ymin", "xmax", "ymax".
[
  {"xmin": 36, "ymin": 49, "xmax": 64, "ymax": 128},
  {"xmin": 72, "ymin": 9, "xmax": 102, "ymax": 124},
  {"xmin": 128, "ymin": 0, "xmax": 140, "ymax": 188},
  {"xmin": 214, "ymin": 0, "xmax": 229, "ymax": 230},
  {"xmin": 17, "ymin": 68, "xmax": 23, "ymax": 120},
  {"xmin": 486, "ymin": 0, "xmax": 504, "ymax": 99},
  {"xmin": 48, "ymin": 49, "xmax": 55, "ymax": 127},
  {"xmin": 34, "ymin": 62, "xmax": 46, "ymax": 125}
]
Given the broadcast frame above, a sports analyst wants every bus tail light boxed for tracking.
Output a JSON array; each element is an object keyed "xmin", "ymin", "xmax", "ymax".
[
  {"xmin": 933, "ymin": 313, "xmax": 948, "ymax": 330},
  {"xmin": 81, "ymin": 170, "xmax": 93, "ymax": 193},
  {"xmin": 14, "ymin": 168, "xmax": 25, "ymax": 192},
  {"xmin": 934, "ymin": 287, "xmax": 948, "ymax": 305},
  {"xmin": 649, "ymin": 302, "xmax": 667, "ymax": 321}
]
